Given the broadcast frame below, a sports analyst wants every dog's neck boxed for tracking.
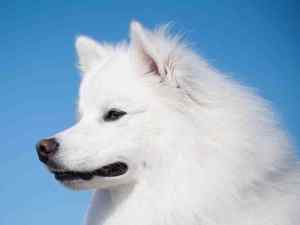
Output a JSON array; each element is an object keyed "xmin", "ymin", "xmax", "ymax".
[
  {"xmin": 86, "ymin": 162, "xmax": 246, "ymax": 225},
  {"xmin": 85, "ymin": 147, "xmax": 295, "ymax": 225},
  {"xmin": 88, "ymin": 183, "xmax": 200, "ymax": 225}
]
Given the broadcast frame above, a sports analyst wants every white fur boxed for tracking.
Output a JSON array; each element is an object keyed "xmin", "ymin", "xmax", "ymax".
[{"xmin": 52, "ymin": 21, "xmax": 299, "ymax": 225}]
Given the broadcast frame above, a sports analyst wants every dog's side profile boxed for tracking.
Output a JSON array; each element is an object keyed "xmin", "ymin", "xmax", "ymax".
[{"xmin": 36, "ymin": 21, "xmax": 299, "ymax": 225}]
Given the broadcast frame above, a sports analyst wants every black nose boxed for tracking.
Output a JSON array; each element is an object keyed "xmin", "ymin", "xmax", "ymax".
[{"xmin": 36, "ymin": 138, "xmax": 59, "ymax": 164}]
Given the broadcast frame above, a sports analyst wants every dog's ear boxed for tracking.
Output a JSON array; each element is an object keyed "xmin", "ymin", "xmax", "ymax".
[
  {"xmin": 75, "ymin": 36, "xmax": 107, "ymax": 74},
  {"xmin": 130, "ymin": 21, "xmax": 182, "ymax": 87},
  {"xmin": 130, "ymin": 21, "xmax": 166, "ymax": 78}
]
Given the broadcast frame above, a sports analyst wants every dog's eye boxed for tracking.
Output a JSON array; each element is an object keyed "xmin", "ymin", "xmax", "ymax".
[{"xmin": 103, "ymin": 109, "xmax": 127, "ymax": 122}]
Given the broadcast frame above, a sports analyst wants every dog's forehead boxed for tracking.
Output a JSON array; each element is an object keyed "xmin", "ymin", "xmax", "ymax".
[{"xmin": 78, "ymin": 54, "xmax": 146, "ymax": 110}]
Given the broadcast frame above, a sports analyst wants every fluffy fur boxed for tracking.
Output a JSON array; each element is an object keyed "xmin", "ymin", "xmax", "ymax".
[{"xmin": 51, "ymin": 21, "xmax": 299, "ymax": 225}]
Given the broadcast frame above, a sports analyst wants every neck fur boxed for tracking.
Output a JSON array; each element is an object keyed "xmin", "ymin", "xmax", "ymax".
[{"xmin": 86, "ymin": 154, "xmax": 268, "ymax": 225}]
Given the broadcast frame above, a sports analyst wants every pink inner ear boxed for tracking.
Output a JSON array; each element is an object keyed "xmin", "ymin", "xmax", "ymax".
[
  {"xmin": 141, "ymin": 49, "xmax": 161, "ymax": 76},
  {"xmin": 146, "ymin": 54, "xmax": 160, "ymax": 75}
]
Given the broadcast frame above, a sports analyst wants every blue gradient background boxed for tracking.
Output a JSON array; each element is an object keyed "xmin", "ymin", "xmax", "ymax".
[{"xmin": 0, "ymin": 1, "xmax": 299, "ymax": 225}]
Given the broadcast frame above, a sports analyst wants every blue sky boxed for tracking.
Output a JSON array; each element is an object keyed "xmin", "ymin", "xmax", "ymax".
[{"xmin": 0, "ymin": 1, "xmax": 299, "ymax": 225}]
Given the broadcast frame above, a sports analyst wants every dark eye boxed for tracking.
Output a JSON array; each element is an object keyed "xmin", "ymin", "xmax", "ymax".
[{"xmin": 103, "ymin": 109, "xmax": 127, "ymax": 122}]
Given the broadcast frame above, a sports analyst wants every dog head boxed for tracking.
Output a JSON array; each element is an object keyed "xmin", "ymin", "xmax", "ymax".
[{"xmin": 36, "ymin": 21, "xmax": 197, "ymax": 190}]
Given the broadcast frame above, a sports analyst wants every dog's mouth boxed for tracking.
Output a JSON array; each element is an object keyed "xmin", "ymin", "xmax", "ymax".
[{"xmin": 52, "ymin": 162, "xmax": 128, "ymax": 181}]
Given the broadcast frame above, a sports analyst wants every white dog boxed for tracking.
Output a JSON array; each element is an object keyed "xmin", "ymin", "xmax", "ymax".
[{"xmin": 36, "ymin": 21, "xmax": 299, "ymax": 225}]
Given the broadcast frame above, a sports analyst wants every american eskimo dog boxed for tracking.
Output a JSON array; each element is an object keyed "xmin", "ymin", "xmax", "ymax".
[{"xmin": 37, "ymin": 21, "xmax": 299, "ymax": 225}]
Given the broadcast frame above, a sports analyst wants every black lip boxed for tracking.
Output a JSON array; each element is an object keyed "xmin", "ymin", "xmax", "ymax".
[{"xmin": 53, "ymin": 162, "xmax": 128, "ymax": 181}]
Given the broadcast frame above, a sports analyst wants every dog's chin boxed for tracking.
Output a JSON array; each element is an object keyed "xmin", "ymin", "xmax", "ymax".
[
  {"xmin": 50, "ymin": 161, "xmax": 129, "ymax": 190},
  {"xmin": 60, "ymin": 179, "xmax": 94, "ymax": 190}
]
